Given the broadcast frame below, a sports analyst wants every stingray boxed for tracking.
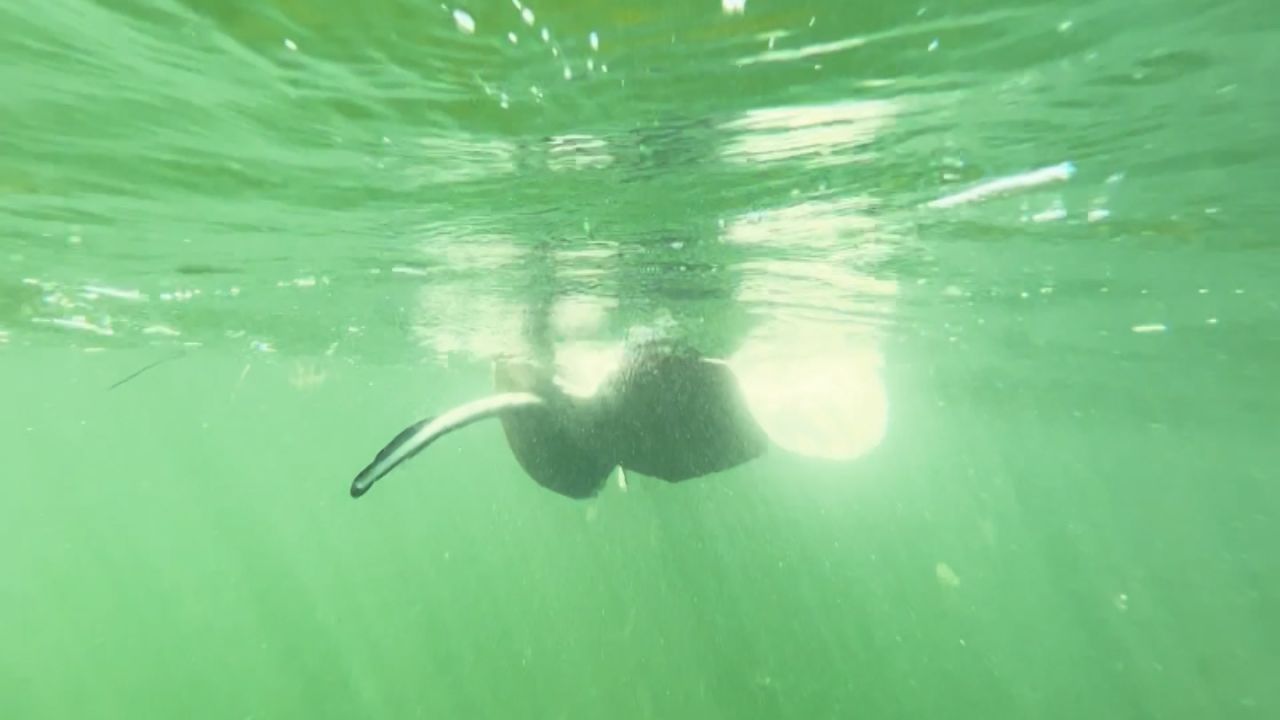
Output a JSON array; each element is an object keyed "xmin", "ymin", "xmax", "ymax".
[{"xmin": 348, "ymin": 340, "xmax": 769, "ymax": 499}]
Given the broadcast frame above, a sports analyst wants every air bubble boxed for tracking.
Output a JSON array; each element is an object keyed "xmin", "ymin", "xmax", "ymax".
[{"xmin": 453, "ymin": 9, "xmax": 476, "ymax": 34}]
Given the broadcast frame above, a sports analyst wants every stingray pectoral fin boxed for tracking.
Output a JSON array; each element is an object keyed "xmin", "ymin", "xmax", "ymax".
[{"xmin": 348, "ymin": 392, "xmax": 544, "ymax": 498}]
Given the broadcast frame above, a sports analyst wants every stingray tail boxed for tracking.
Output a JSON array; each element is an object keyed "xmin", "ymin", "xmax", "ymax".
[
  {"xmin": 108, "ymin": 350, "xmax": 186, "ymax": 390},
  {"xmin": 349, "ymin": 392, "xmax": 544, "ymax": 498}
]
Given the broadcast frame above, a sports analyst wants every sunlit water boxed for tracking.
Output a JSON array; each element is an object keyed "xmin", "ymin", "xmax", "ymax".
[{"xmin": 3, "ymin": 0, "xmax": 1279, "ymax": 717}]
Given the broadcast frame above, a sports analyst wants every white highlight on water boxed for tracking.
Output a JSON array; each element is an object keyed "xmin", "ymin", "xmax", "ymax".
[
  {"xmin": 1030, "ymin": 205, "xmax": 1067, "ymax": 223},
  {"xmin": 452, "ymin": 9, "xmax": 476, "ymax": 34},
  {"xmin": 927, "ymin": 161, "xmax": 1076, "ymax": 209},
  {"xmin": 82, "ymin": 284, "xmax": 145, "ymax": 301},
  {"xmin": 33, "ymin": 315, "xmax": 114, "ymax": 336}
]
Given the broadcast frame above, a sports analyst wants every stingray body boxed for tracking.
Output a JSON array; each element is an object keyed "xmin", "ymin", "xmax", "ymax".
[
  {"xmin": 582, "ymin": 341, "xmax": 768, "ymax": 482},
  {"xmin": 348, "ymin": 340, "xmax": 768, "ymax": 499},
  {"xmin": 492, "ymin": 357, "xmax": 616, "ymax": 499}
]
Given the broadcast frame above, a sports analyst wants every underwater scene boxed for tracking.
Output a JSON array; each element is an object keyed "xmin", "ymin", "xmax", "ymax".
[{"xmin": 2, "ymin": 0, "xmax": 1279, "ymax": 717}]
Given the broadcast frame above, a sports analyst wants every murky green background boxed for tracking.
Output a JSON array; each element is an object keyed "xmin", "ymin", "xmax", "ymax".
[{"xmin": 3, "ymin": 0, "xmax": 1279, "ymax": 717}]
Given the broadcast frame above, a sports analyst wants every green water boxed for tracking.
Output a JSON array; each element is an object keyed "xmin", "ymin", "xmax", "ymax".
[{"xmin": 4, "ymin": 0, "xmax": 1279, "ymax": 717}]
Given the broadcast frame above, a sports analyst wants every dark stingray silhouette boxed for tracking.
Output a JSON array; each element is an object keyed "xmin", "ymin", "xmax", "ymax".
[{"xmin": 348, "ymin": 339, "xmax": 769, "ymax": 499}]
